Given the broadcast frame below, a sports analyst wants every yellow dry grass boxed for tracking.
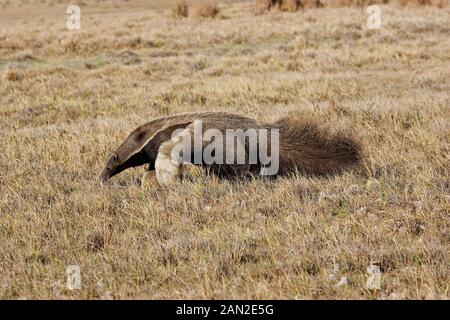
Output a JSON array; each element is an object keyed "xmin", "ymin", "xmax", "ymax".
[{"xmin": 0, "ymin": 0, "xmax": 449, "ymax": 299}]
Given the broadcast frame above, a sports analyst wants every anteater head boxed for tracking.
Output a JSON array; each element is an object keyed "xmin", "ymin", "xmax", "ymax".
[
  {"xmin": 99, "ymin": 118, "xmax": 194, "ymax": 183},
  {"xmin": 99, "ymin": 124, "xmax": 158, "ymax": 183}
]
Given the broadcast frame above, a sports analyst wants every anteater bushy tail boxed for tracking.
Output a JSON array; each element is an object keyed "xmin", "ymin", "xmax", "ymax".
[{"xmin": 273, "ymin": 116, "xmax": 362, "ymax": 176}]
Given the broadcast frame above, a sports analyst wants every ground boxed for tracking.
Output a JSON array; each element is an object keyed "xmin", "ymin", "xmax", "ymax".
[{"xmin": 0, "ymin": 0, "xmax": 449, "ymax": 299}]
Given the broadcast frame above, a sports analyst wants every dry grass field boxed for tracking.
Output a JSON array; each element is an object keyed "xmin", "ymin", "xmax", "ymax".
[{"xmin": 0, "ymin": 0, "xmax": 449, "ymax": 299}]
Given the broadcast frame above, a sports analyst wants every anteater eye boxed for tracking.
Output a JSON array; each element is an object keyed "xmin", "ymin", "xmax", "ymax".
[{"xmin": 137, "ymin": 133, "xmax": 145, "ymax": 141}]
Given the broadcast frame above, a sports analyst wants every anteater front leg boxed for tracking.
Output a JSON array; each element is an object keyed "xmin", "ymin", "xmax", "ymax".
[
  {"xmin": 154, "ymin": 123, "xmax": 196, "ymax": 186},
  {"xmin": 155, "ymin": 138, "xmax": 183, "ymax": 186}
]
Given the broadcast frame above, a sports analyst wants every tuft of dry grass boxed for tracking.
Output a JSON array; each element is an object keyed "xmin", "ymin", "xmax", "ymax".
[
  {"xmin": 0, "ymin": 0, "xmax": 449, "ymax": 300},
  {"xmin": 255, "ymin": 0, "xmax": 275, "ymax": 13},
  {"xmin": 280, "ymin": 0, "xmax": 301, "ymax": 11},
  {"xmin": 172, "ymin": 0, "xmax": 189, "ymax": 18},
  {"xmin": 194, "ymin": 0, "xmax": 220, "ymax": 18},
  {"xmin": 4, "ymin": 69, "xmax": 21, "ymax": 81},
  {"xmin": 256, "ymin": 0, "xmax": 302, "ymax": 13},
  {"xmin": 300, "ymin": 0, "xmax": 324, "ymax": 8}
]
